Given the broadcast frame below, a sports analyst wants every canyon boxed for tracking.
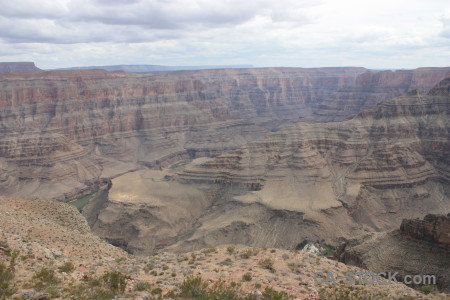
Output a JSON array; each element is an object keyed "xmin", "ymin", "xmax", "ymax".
[
  {"xmin": 0, "ymin": 66, "xmax": 448, "ymax": 202},
  {"xmin": 84, "ymin": 75, "xmax": 450, "ymax": 256},
  {"xmin": 0, "ymin": 64, "xmax": 449, "ymax": 296}
]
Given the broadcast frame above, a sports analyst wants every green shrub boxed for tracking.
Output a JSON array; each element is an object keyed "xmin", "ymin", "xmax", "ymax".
[
  {"xmin": 68, "ymin": 284, "xmax": 115, "ymax": 300},
  {"xmin": 32, "ymin": 268, "xmax": 60, "ymax": 291},
  {"xmin": 262, "ymin": 287, "xmax": 290, "ymax": 300},
  {"xmin": 58, "ymin": 262, "xmax": 75, "ymax": 273},
  {"xmin": 321, "ymin": 244, "xmax": 336, "ymax": 257},
  {"xmin": 179, "ymin": 276, "xmax": 209, "ymax": 298},
  {"xmin": 258, "ymin": 258, "xmax": 275, "ymax": 272},
  {"xmin": 134, "ymin": 281, "xmax": 151, "ymax": 291},
  {"xmin": 242, "ymin": 273, "xmax": 252, "ymax": 282},
  {"xmin": 318, "ymin": 284, "xmax": 388, "ymax": 300},
  {"xmin": 240, "ymin": 248, "xmax": 259, "ymax": 259},
  {"xmin": 201, "ymin": 247, "xmax": 217, "ymax": 254},
  {"xmin": 295, "ymin": 240, "xmax": 309, "ymax": 250},
  {"xmin": 227, "ymin": 246, "xmax": 236, "ymax": 254},
  {"xmin": 0, "ymin": 261, "xmax": 16, "ymax": 298},
  {"xmin": 68, "ymin": 271, "xmax": 128, "ymax": 299},
  {"xmin": 419, "ymin": 284, "xmax": 436, "ymax": 295},
  {"xmin": 220, "ymin": 258, "xmax": 233, "ymax": 266},
  {"xmin": 101, "ymin": 271, "xmax": 127, "ymax": 293},
  {"xmin": 177, "ymin": 276, "xmax": 256, "ymax": 299}
]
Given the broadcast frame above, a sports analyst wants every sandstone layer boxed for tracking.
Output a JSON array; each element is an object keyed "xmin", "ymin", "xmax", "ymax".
[
  {"xmin": 1, "ymin": 67, "xmax": 448, "ymax": 200},
  {"xmin": 335, "ymin": 214, "xmax": 450, "ymax": 292},
  {"xmin": 84, "ymin": 76, "xmax": 450, "ymax": 255}
]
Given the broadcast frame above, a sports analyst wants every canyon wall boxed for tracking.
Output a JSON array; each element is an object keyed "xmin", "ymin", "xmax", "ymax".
[
  {"xmin": 84, "ymin": 76, "xmax": 450, "ymax": 255},
  {"xmin": 0, "ymin": 67, "xmax": 448, "ymax": 200}
]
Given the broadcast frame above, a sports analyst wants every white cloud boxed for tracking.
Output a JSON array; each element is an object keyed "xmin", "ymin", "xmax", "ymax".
[{"xmin": 0, "ymin": 0, "xmax": 449, "ymax": 69}]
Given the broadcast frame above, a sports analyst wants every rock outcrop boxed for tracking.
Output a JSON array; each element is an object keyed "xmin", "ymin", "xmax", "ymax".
[
  {"xmin": 84, "ymin": 76, "xmax": 450, "ymax": 255},
  {"xmin": 400, "ymin": 214, "xmax": 450, "ymax": 249},
  {"xmin": 1, "ymin": 67, "xmax": 448, "ymax": 201},
  {"xmin": 335, "ymin": 214, "xmax": 450, "ymax": 292},
  {"xmin": 0, "ymin": 62, "xmax": 42, "ymax": 74}
]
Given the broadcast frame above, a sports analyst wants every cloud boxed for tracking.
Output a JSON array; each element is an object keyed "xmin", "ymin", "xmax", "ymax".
[
  {"xmin": 441, "ymin": 12, "xmax": 450, "ymax": 38},
  {"xmin": 0, "ymin": 0, "xmax": 449, "ymax": 69}
]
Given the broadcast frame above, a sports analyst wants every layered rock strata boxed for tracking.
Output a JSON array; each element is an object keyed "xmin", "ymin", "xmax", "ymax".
[
  {"xmin": 1, "ymin": 67, "xmax": 449, "ymax": 200},
  {"xmin": 84, "ymin": 77, "xmax": 450, "ymax": 255}
]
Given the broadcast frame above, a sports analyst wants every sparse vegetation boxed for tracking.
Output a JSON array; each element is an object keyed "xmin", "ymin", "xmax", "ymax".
[
  {"xmin": 0, "ymin": 250, "xmax": 17, "ymax": 299},
  {"xmin": 101, "ymin": 271, "xmax": 127, "ymax": 293},
  {"xmin": 68, "ymin": 271, "xmax": 128, "ymax": 299},
  {"xmin": 239, "ymin": 248, "xmax": 259, "ymax": 259},
  {"xmin": 58, "ymin": 261, "xmax": 75, "ymax": 273},
  {"xmin": 134, "ymin": 281, "xmax": 151, "ymax": 291},
  {"xmin": 321, "ymin": 244, "xmax": 336, "ymax": 257},
  {"xmin": 295, "ymin": 240, "xmax": 309, "ymax": 250},
  {"xmin": 220, "ymin": 257, "xmax": 233, "ymax": 266},
  {"xmin": 177, "ymin": 276, "xmax": 256, "ymax": 299},
  {"xmin": 32, "ymin": 267, "xmax": 61, "ymax": 291},
  {"xmin": 227, "ymin": 245, "xmax": 236, "ymax": 254},
  {"xmin": 262, "ymin": 286, "xmax": 291, "ymax": 300},
  {"xmin": 419, "ymin": 284, "xmax": 436, "ymax": 295},
  {"xmin": 242, "ymin": 273, "xmax": 252, "ymax": 282},
  {"xmin": 202, "ymin": 247, "xmax": 217, "ymax": 254},
  {"xmin": 258, "ymin": 258, "xmax": 275, "ymax": 273},
  {"xmin": 318, "ymin": 284, "xmax": 389, "ymax": 300}
]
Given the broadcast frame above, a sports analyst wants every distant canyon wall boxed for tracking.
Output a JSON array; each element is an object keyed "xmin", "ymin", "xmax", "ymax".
[{"xmin": 0, "ymin": 62, "xmax": 42, "ymax": 74}]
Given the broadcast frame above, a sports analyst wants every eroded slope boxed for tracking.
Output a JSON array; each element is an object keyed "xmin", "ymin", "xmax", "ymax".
[{"xmin": 86, "ymin": 77, "xmax": 450, "ymax": 255}]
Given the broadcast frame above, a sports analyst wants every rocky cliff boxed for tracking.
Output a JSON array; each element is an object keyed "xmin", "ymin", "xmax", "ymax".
[
  {"xmin": 335, "ymin": 214, "xmax": 450, "ymax": 292},
  {"xmin": 0, "ymin": 62, "xmax": 42, "ymax": 74},
  {"xmin": 308, "ymin": 67, "xmax": 450, "ymax": 121},
  {"xmin": 1, "ymin": 67, "xmax": 448, "ymax": 201},
  {"xmin": 400, "ymin": 214, "xmax": 450, "ymax": 249},
  {"xmin": 83, "ymin": 75, "xmax": 450, "ymax": 255}
]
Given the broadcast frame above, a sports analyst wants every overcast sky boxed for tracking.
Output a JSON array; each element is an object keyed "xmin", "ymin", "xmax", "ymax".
[{"xmin": 1, "ymin": 0, "xmax": 449, "ymax": 69}]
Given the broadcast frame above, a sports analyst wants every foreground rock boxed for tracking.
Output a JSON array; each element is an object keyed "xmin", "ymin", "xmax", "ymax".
[
  {"xmin": 0, "ymin": 196, "xmax": 443, "ymax": 299},
  {"xmin": 85, "ymin": 76, "xmax": 450, "ymax": 255},
  {"xmin": 0, "ymin": 67, "xmax": 448, "ymax": 200},
  {"xmin": 335, "ymin": 214, "xmax": 450, "ymax": 292}
]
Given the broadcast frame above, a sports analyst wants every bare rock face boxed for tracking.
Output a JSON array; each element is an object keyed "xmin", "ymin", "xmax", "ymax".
[
  {"xmin": 1, "ymin": 67, "xmax": 448, "ymax": 201},
  {"xmin": 308, "ymin": 67, "xmax": 450, "ymax": 121},
  {"xmin": 400, "ymin": 213, "xmax": 450, "ymax": 248},
  {"xmin": 335, "ymin": 214, "xmax": 450, "ymax": 292},
  {"xmin": 0, "ymin": 62, "xmax": 42, "ymax": 74},
  {"xmin": 84, "ymin": 76, "xmax": 450, "ymax": 255}
]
